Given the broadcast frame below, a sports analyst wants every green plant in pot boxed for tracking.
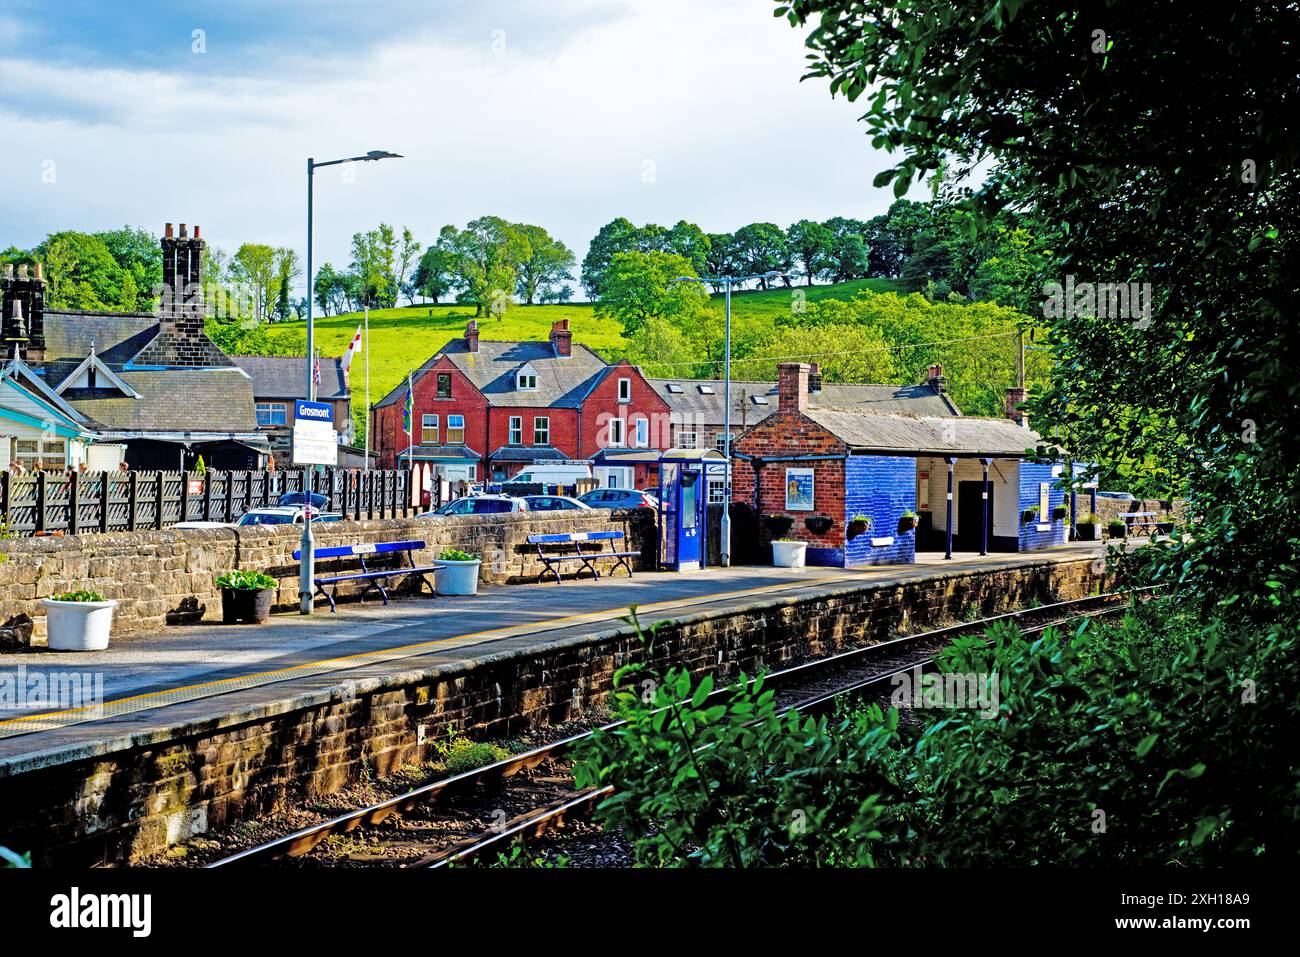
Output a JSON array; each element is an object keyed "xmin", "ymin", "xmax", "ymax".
[
  {"xmin": 897, "ymin": 510, "xmax": 919, "ymax": 535},
  {"xmin": 847, "ymin": 513, "xmax": 872, "ymax": 540},
  {"xmin": 435, "ymin": 547, "xmax": 482, "ymax": 596},
  {"xmin": 42, "ymin": 588, "xmax": 118, "ymax": 651},
  {"xmin": 1051, "ymin": 504, "xmax": 1069, "ymax": 521},
  {"xmin": 1021, "ymin": 505, "xmax": 1040, "ymax": 525},
  {"xmin": 216, "ymin": 570, "xmax": 277, "ymax": 624},
  {"xmin": 1075, "ymin": 513, "xmax": 1101, "ymax": 540},
  {"xmin": 1105, "ymin": 518, "xmax": 1128, "ymax": 539},
  {"xmin": 763, "ymin": 514, "xmax": 795, "ymax": 539}
]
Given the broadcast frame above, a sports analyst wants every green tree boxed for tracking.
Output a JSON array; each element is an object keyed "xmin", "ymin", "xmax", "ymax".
[
  {"xmin": 396, "ymin": 227, "xmax": 422, "ymax": 306},
  {"xmin": 514, "ymin": 224, "xmax": 576, "ymax": 305},
  {"xmin": 787, "ymin": 219, "xmax": 835, "ymax": 285},
  {"xmin": 822, "ymin": 217, "xmax": 870, "ymax": 281},
  {"xmin": 443, "ymin": 216, "xmax": 529, "ymax": 317},
  {"xmin": 581, "ymin": 217, "xmax": 641, "ymax": 299},
  {"xmin": 731, "ymin": 223, "xmax": 789, "ymax": 288},
  {"xmin": 411, "ymin": 226, "xmax": 459, "ymax": 304},
  {"xmin": 96, "ymin": 226, "xmax": 162, "ymax": 311},
  {"xmin": 231, "ymin": 243, "xmax": 276, "ymax": 324},
  {"xmin": 36, "ymin": 232, "xmax": 124, "ymax": 311},
  {"xmin": 594, "ymin": 250, "xmax": 707, "ymax": 338}
]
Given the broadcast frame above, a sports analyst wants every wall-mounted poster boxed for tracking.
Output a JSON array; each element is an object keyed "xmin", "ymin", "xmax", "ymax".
[
  {"xmin": 786, "ymin": 467, "xmax": 815, "ymax": 511},
  {"xmin": 1039, "ymin": 482, "xmax": 1050, "ymax": 517}
]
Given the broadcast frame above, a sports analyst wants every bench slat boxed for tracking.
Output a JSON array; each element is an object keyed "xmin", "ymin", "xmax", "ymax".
[
  {"xmin": 316, "ymin": 565, "xmax": 441, "ymax": 584},
  {"xmin": 295, "ymin": 539, "xmax": 426, "ymax": 560},
  {"xmin": 527, "ymin": 530, "xmax": 623, "ymax": 544}
]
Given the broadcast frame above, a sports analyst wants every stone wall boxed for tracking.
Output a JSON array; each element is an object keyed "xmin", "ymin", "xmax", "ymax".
[
  {"xmin": 0, "ymin": 556, "xmax": 1105, "ymax": 865},
  {"xmin": 0, "ymin": 510, "xmax": 655, "ymax": 644}
]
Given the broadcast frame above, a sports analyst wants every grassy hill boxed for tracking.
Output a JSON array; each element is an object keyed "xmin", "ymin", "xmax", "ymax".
[{"xmin": 247, "ymin": 278, "xmax": 901, "ymax": 410}]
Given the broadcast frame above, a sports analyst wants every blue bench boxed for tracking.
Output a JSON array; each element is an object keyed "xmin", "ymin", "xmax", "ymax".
[
  {"xmin": 526, "ymin": 530, "xmax": 637, "ymax": 584},
  {"xmin": 1120, "ymin": 511, "xmax": 1160, "ymax": 536},
  {"xmin": 293, "ymin": 539, "xmax": 440, "ymax": 612}
]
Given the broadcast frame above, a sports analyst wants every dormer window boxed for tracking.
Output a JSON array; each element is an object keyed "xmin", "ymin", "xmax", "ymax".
[
  {"xmin": 515, "ymin": 362, "xmax": 539, "ymax": 391},
  {"xmin": 698, "ymin": 384, "xmax": 715, "ymax": 395}
]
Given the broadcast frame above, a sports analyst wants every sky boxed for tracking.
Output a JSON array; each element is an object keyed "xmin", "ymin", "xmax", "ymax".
[{"xmin": 0, "ymin": 0, "xmax": 917, "ymax": 297}]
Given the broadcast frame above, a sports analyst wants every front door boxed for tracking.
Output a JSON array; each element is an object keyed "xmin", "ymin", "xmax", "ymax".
[
  {"xmin": 677, "ymin": 471, "xmax": 701, "ymax": 567},
  {"xmin": 955, "ymin": 480, "xmax": 991, "ymax": 552}
]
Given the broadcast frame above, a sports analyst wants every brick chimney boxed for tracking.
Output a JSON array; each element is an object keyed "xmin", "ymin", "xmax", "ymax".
[
  {"xmin": 133, "ymin": 222, "xmax": 233, "ymax": 368},
  {"xmin": 1005, "ymin": 386, "xmax": 1029, "ymax": 428},
  {"xmin": 777, "ymin": 362, "xmax": 810, "ymax": 413},
  {"xmin": 465, "ymin": 318, "xmax": 479, "ymax": 353},
  {"xmin": 2, "ymin": 262, "xmax": 46, "ymax": 361},
  {"xmin": 926, "ymin": 362, "xmax": 947, "ymax": 393},
  {"xmin": 808, "ymin": 361, "xmax": 823, "ymax": 394},
  {"xmin": 550, "ymin": 318, "xmax": 572, "ymax": 357}
]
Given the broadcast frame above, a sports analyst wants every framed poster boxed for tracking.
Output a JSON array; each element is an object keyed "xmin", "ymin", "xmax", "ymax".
[
  {"xmin": 1039, "ymin": 482, "xmax": 1050, "ymax": 517},
  {"xmin": 786, "ymin": 467, "xmax": 815, "ymax": 511}
]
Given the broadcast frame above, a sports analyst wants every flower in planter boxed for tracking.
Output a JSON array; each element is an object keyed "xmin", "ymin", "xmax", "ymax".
[
  {"xmin": 49, "ymin": 589, "xmax": 108, "ymax": 603},
  {"xmin": 439, "ymin": 548, "xmax": 479, "ymax": 562},
  {"xmin": 897, "ymin": 510, "xmax": 919, "ymax": 534}
]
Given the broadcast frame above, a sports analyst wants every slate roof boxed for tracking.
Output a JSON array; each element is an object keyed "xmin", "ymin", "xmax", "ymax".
[
  {"xmin": 375, "ymin": 338, "xmax": 609, "ymax": 409},
  {"xmin": 35, "ymin": 310, "xmax": 259, "ymax": 436},
  {"xmin": 489, "ymin": 445, "xmax": 569, "ymax": 462},
  {"xmin": 650, "ymin": 377, "xmax": 961, "ymax": 426},
  {"xmin": 397, "ymin": 443, "xmax": 481, "ymax": 461},
  {"xmin": 800, "ymin": 409, "xmax": 1043, "ymax": 458},
  {"xmin": 232, "ymin": 355, "xmax": 349, "ymax": 400}
]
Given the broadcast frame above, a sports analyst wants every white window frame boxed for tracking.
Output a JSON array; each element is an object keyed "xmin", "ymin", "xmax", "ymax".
[
  {"xmin": 634, "ymin": 418, "xmax": 649, "ymax": 448},
  {"xmin": 509, "ymin": 415, "xmax": 523, "ymax": 445},
  {"xmin": 256, "ymin": 402, "xmax": 287, "ymax": 426},
  {"xmin": 446, "ymin": 414, "xmax": 465, "ymax": 445},
  {"xmin": 533, "ymin": 416, "xmax": 550, "ymax": 446},
  {"xmin": 707, "ymin": 478, "xmax": 726, "ymax": 505},
  {"xmin": 517, "ymin": 372, "xmax": 537, "ymax": 391},
  {"xmin": 618, "ymin": 377, "xmax": 632, "ymax": 403},
  {"xmin": 677, "ymin": 430, "xmax": 699, "ymax": 449},
  {"xmin": 608, "ymin": 417, "xmax": 626, "ymax": 447},
  {"xmin": 421, "ymin": 414, "xmax": 439, "ymax": 445},
  {"xmin": 714, "ymin": 431, "xmax": 736, "ymax": 453}
]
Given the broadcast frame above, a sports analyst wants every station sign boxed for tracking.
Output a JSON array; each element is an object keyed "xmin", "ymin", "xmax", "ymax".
[{"xmin": 292, "ymin": 400, "xmax": 338, "ymax": 466}]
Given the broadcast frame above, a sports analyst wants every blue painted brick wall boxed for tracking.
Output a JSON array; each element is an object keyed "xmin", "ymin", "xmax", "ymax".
[
  {"xmin": 1018, "ymin": 460, "xmax": 1069, "ymax": 551},
  {"xmin": 844, "ymin": 455, "xmax": 917, "ymax": 566}
]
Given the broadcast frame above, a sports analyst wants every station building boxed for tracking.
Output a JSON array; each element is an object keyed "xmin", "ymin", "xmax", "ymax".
[{"xmin": 731, "ymin": 363, "xmax": 1069, "ymax": 566}]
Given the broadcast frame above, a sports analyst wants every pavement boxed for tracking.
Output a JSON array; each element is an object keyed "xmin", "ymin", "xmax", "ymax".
[{"xmin": 0, "ymin": 543, "xmax": 1105, "ymax": 768}]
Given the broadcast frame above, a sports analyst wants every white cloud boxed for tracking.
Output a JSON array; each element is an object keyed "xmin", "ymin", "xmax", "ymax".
[{"xmin": 0, "ymin": 0, "xmax": 916, "ymax": 292}]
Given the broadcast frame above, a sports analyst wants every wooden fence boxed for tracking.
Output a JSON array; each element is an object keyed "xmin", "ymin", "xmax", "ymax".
[{"xmin": 0, "ymin": 468, "xmax": 419, "ymax": 536}]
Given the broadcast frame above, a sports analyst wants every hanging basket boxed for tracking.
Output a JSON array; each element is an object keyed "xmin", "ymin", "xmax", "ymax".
[
  {"xmin": 896, "ymin": 514, "xmax": 919, "ymax": 535},
  {"xmin": 804, "ymin": 515, "xmax": 834, "ymax": 536}
]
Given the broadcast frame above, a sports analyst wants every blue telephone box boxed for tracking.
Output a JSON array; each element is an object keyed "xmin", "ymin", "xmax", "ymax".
[{"xmin": 657, "ymin": 448, "xmax": 725, "ymax": 571}]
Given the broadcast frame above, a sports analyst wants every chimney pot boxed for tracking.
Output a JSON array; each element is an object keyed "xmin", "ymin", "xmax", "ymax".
[
  {"xmin": 550, "ymin": 317, "xmax": 573, "ymax": 357},
  {"xmin": 17, "ymin": 264, "xmax": 27, "ymax": 279},
  {"xmin": 194, "ymin": 224, "xmax": 201, "ymax": 239},
  {"xmin": 4, "ymin": 264, "xmax": 12, "ymax": 278},
  {"xmin": 165, "ymin": 223, "xmax": 174, "ymax": 238},
  {"xmin": 33, "ymin": 263, "xmax": 42, "ymax": 280},
  {"xmin": 465, "ymin": 319, "xmax": 479, "ymax": 353},
  {"xmin": 179, "ymin": 223, "xmax": 188, "ymax": 238},
  {"xmin": 808, "ymin": 361, "xmax": 823, "ymax": 394},
  {"xmin": 1005, "ymin": 386, "xmax": 1029, "ymax": 428}
]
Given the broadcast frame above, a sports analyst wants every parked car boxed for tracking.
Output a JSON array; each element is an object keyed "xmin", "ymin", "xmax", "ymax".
[
  {"xmin": 579, "ymin": 488, "xmax": 658, "ymax": 509},
  {"xmin": 277, "ymin": 491, "xmax": 329, "ymax": 509},
  {"xmin": 237, "ymin": 506, "xmax": 343, "ymax": 526},
  {"xmin": 523, "ymin": 495, "xmax": 591, "ymax": 511},
  {"xmin": 418, "ymin": 495, "xmax": 529, "ymax": 518}
]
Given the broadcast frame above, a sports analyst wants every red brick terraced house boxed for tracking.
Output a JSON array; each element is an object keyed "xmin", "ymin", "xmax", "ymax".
[{"xmin": 371, "ymin": 319, "xmax": 671, "ymax": 487}]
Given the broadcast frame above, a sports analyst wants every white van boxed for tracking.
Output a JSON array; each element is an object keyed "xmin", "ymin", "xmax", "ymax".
[{"xmin": 508, "ymin": 463, "xmax": 593, "ymax": 486}]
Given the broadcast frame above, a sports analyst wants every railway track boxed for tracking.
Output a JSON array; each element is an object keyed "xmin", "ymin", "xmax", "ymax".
[{"xmin": 207, "ymin": 590, "xmax": 1141, "ymax": 870}]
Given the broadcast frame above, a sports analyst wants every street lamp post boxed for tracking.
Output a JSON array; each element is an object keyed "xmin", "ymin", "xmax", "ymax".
[
  {"xmin": 672, "ymin": 270, "xmax": 792, "ymax": 568},
  {"xmin": 300, "ymin": 150, "xmax": 403, "ymax": 615}
]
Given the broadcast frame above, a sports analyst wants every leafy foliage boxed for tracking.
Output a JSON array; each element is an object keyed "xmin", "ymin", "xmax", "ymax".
[
  {"xmin": 438, "ymin": 548, "xmax": 478, "ymax": 562},
  {"xmin": 216, "ymin": 570, "xmax": 277, "ymax": 591},
  {"xmin": 576, "ymin": 604, "xmax": 1299, "ymax": 866},
  {"xmin": 49, "ymin": 589, "xmax": 108, "ymax": 603}
]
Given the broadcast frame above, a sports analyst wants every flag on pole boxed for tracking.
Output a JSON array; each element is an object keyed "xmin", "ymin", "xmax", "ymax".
[
  {"xmin": 341, "ymin": 324, "xmax": 363, "ymax": 379},
  {"xmin": 401, "ymin": 373, "xmax": 413, "ymax": 437},
  {"xmin": 312, "ymin": 352, "xmax": 321, "ymax": 389}
]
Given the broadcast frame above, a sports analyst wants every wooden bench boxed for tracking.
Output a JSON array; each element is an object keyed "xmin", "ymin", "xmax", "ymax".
[
  {"xmin": 1120, "ymin": 511, "xmax": 1161, "ymax": 536},
  {"xmin": 293, "ymin": 539, "xmax": 440, "ymax": 612},
  {"xmin": 526, "ymin": 530, "xmax": 637, "ymax": 584}
]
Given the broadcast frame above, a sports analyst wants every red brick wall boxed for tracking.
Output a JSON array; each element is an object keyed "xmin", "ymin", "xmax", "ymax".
[
  {"xmin": 581, "ymin": 360, "xmax": 672, "ymax": 457},
  {"xmin": 732, "ymin": 410, "xmax": 848, "ymax": 549},
  {"xmin": 374, "ymin": 355, "xmax": 488, "ymax": 469}
]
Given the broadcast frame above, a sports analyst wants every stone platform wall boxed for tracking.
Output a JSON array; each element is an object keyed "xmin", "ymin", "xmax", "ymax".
[{"xmin": 0, "ymin": 556, "xmax": 1106, "ymax": 865}]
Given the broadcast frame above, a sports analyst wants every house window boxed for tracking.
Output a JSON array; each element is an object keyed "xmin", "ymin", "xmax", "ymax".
[
  {"xmin": 517, "ymin": 372, "xmax": 538, "ymax": 390},
  {"xmin": 634, "ymin": 418, "xmax": 649, "ymax": 448},
  {"xmin": 677, "ymin": 430, "xmax": 699, "ymax": 449},
  {"xmin": 256, "ymin": 402, "xmax": 287, "ymax": 426},
  {"xmin": 437, "ymin": 373, "xmax": 452, "ymax": 399},
  {"xmin": 509, "ymin": 416, "xmax": 523, "ymax": 445},
  {"xmin": 421, "ymin": 414, "xmax": 439, "ymax": 444},
  {"xmin": 618, "ymin": 377, "xmax": 632, "ymax": 403},
  {"xmin": 14, "ymin": 438, "xmax": 66, "ymax": 469},
  {"xmin": 608, "ymin": 418, "xmax": 626, "ymax": 447},
  {"xmin": 714, "ymin": 432, "xmax": 737, "ymax": 453},
  {"xmin": 446, "ymin": 415, "xmax": 465, "ymax": 445},
  {"xmin": 533, "ymin": 416, "xmax": 550, "ymax": 446}
]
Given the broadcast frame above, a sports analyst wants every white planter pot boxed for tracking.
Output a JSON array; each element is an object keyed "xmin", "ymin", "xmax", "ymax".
[
  {"xmin": 434, "ymin": 558, "xmax": 482, "ymax": 596},
  {"xmin": 42, "ymin": 598, "xmax": 118, "ymax": 651},
  {"xmin": 771, "ymin": 540, "xmax": 808, "ymax": 568}
]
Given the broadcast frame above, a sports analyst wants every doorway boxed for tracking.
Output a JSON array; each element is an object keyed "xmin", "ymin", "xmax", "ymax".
[{"xmin": 955, "ymin": 480, "xmax": 991, "ymax": 552}]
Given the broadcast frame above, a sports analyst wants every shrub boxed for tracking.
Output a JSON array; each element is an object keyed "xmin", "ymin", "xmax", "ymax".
[
  {"xmin": 574, "ymin": 603, "xmax": 1299, "ymax": 866},
  {"xmin": 216, "ymin": 571, "xmax": 277, "ymax": 591},
  {"xmin": 434, "ymin": 731, "xmax": 509, "ymax": 775}
]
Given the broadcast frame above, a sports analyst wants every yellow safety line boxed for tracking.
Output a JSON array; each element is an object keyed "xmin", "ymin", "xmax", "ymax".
[{"xmin": 0, "ymin": 570, "xmax": 877, "ymax": 740}]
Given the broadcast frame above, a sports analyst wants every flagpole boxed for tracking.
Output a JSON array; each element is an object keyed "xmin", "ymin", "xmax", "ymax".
[{"xmin": 364, "ymin": 303, "xmax": 371, "ymax": 470}]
